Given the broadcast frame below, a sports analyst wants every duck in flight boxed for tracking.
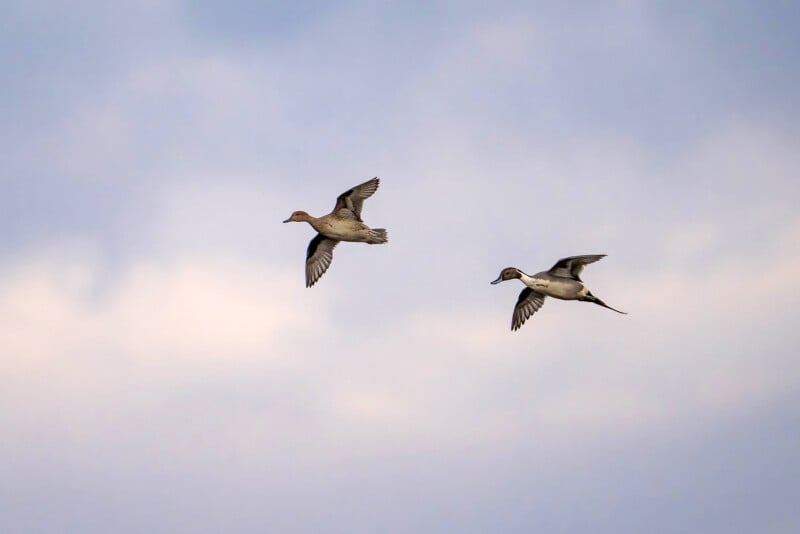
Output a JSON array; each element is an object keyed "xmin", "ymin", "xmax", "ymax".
[
  {"xmin": 283, "ymin": 177, "xmax": 388, "ymax": 287},
  {"xmin": 491, "ymin": 254, "xmax": 626, "ymax": 331}
]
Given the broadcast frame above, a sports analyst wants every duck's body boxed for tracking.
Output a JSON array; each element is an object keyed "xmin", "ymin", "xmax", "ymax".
[
  {"xmin": 518, "ymin": 271, "xmax": 589, "ymax": 300},
  {"xmin": 301, "ymin": 213, "xmax": 385, "ymax": 243},
  {"xmin": 491, "ymin": 254, "xmax": 625, "ymax": 331},
  {"xmin": 284, "ymin": 177, "xmax": 387, "ymax": 287}
]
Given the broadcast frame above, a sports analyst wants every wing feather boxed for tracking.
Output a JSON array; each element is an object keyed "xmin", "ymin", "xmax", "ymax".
[
  {"xmin": 306, "ymin": 234, "xmax": 339, "ymax": 287},
  {"xmin": 512, "ymin": 288, "xmax": 546, "ymax": 331},
  {"xmin": 548, "ymin": 254, "xmax": 606, "ymax": 281},
  {"xmin": 332, "ymin": 177, "xmax": 380, "ymax": 221}
]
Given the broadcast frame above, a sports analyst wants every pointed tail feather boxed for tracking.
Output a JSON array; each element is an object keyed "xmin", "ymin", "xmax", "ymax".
[
  {"xmin": 584, "ymin": 293, "xmax": 627, "ymax": 314},
  {"xmin": 594, "ymin": 299, "xmax": 627, "ymax": 314}
]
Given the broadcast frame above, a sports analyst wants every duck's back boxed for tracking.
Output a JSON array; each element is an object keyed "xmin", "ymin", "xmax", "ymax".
[{"xmin": 312, "ymin": 215, "xmax": 372, "ymax": 242}]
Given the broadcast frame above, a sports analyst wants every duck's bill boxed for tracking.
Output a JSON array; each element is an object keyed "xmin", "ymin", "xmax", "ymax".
[
  {"xmin": 282, "ymin": 217, "xmax": 292, "ymax": 223},
  {"xmin": 490, "ymin": 275, "xmax": 503, "ymax": 285}
]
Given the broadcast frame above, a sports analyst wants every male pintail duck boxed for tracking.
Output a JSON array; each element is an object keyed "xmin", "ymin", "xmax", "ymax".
[
  {"xmin": 283, "ymin": 177, "xmax": 388, "ymax": 287},
  {"xmin": 491, "ymin": 254, "xmax": 626, "ymax": 331}
]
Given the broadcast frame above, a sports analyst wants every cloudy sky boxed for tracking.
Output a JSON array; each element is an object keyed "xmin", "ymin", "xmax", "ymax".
[{"xmin": 2, "ymin": 1, "xmax": 799, "ymax": 532}]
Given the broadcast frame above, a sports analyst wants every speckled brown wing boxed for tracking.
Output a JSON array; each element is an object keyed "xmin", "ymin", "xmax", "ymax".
[
  {"xmin": 306, "ymin": 234, "xmax": 339, "ymax": 287},
  {"xmin": 332, "ymin": 177, "xmax": 380, "ymax": 221}
]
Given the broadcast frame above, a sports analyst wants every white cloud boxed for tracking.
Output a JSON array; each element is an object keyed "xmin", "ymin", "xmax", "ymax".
[
  {"xmin": 3, "ymin": 232, "xmax": 794, "ymax": 457},
  {"xmin": 0, "ymin": 249, "xmax": 325, "ymax": 441},
  {"xmin": 3, "ymin": 3, "xmax": 800, "ymax": 528},
  {"xmin": 0, "ymin": 255, "xmax": 316, "ymax": 367}
]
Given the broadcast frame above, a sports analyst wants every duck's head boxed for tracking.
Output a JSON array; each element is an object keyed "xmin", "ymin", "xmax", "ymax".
[
  {"xmin": 491, "ymin": 267, "xmax": 522, "ymax": 285},
  {"xmin": 283, "ymin": 210, "xmax": 310, "ymax": 223}
]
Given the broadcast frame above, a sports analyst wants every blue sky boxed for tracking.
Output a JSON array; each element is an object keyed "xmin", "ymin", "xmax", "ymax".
[{"xmin": 1, "ymin": 1, "xmax": 799, "ymax": 532}]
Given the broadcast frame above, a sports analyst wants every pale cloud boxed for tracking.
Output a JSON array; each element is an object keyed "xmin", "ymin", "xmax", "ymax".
[
  {"xmin": 8, "ymin": 60, "xmax": 799, "ymax": 447},
  {"xmin": 1, "ymin": 208, "xmax": 798, "ymax": 532},
  {"xmin": 0, "ymin": 254, "xmax": 310, "ymax": 363},
  {"xmin": 5, "ymin": 214, "xmax": 797, "ymax": 448},
  {"xmin": 2, "ymin": 1, "xmax": 799, "ymax": 531}
]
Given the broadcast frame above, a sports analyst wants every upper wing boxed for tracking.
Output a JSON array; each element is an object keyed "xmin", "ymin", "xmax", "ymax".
[
  {"xmin": 512, "ymin": 288, "xmax": 546, "ymax": 331},
  {"xmin": 306, "ymin": 234, "xmax": 339, "ymax": 287},
  {"xmin": 548, "ymin": 254, "xmax": 606, "ymax": 281},
  {"xmin": 332, "ymin": 177, "xmax": 380, "ymax": 221}
]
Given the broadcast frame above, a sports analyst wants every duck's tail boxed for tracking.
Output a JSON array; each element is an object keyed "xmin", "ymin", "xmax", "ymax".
[
  {"xmin": 367, "ymin": 228, "xmax": 388, "ymax": 244},
  {"xmin": 582, "ymin": 292, "xmax": 627, "ymax": 314}
]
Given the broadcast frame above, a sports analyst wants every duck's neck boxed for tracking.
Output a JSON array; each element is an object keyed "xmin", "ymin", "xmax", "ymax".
[{"xmin": 304, "ymin": 215, "xmax": 324, "ymax": 231}]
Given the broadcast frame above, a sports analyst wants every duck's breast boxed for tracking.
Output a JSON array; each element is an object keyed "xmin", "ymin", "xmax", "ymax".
[{"xmin": 528, "ymin": 274, "xmax": 584, "ymax": 300}]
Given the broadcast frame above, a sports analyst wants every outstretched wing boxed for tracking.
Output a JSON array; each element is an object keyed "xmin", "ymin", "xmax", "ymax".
[
  {"xmin": 512, "ymin": 288, "xmax": 546, "ymax": 331},
  {"xmin": 548, "ymin": 254, "xmax": 606, "ymax": 281},
  {"xmin": 306, "ymin": 234, "xmax": 339, "ymax": 287},
  {"xmin": 332, "ymin": 177, "xmax": 380, "ymax": 221}
]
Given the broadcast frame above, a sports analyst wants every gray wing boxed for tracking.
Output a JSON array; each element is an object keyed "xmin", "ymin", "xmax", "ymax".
[
  {"xmin": 512, "ymin": 288, "xmax": 546, "ymax": 331},
  {"xmin": 306, "ymin": 234, "xmax": 339, "ymax": 287},
  {"xmin": 548, "ymin": 254, "xmax": 606, "ymax": 281},
  {"xmin": 332, "ymin": 177, "xmax": 380, "ymax": 221}
]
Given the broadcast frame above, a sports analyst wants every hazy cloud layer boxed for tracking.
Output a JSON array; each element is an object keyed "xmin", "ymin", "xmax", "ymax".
[{"xmin": 2, "ymin": 1, "xmax": 799, "ymax": 532}]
